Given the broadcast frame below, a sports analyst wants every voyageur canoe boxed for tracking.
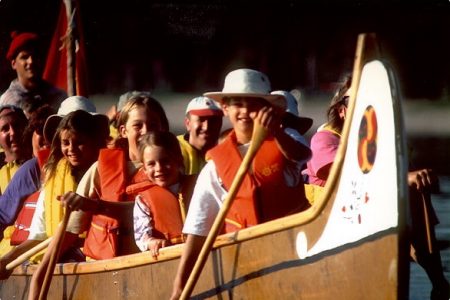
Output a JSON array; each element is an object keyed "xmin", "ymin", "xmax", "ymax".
[{"xmin": 0, "ymin": 36, "xmax": 410, "ymax": 300}]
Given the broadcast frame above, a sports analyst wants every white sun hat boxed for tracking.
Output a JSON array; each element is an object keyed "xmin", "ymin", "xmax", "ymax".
[
  {"xmin": 57, "ymin": 95, "xmax": 97, "ymax": 115},
  {"xmin": 43, "ymin": 96, "xmax": 105, "ymax": 143},
  {"xmin": 204, "ymin": 68, "xmax": 286, "ymax": 110}
]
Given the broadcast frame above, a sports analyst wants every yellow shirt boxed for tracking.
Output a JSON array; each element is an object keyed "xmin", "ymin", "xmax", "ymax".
[
  {"xmin": 0, "ymin": 161, "xmax": 21, "ymax": 256},
  {"xmin": 0, "ymin": 161, "xmax": 20, "ymax": 194},
  {"xmin": 177, "ymin": 134, "xmax": 206, "ymax": 175}
]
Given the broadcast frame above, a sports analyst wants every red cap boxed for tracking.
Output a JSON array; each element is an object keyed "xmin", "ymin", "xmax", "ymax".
[{"xmin": 6, "ymin": 31, "xmax": 39, "ymax": 60}]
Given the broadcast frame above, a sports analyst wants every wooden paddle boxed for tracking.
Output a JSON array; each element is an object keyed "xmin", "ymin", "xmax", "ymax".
[
  {"xmin": 180, "ymin": 122, "xmax": 268, "ymax": 299},
  {"xmin": 5, "ymin": 238, "xmax": 53, "ymax": 271},
  {"xmin": 38, "ymin": 208, "xmax": 72, "ymax": 300},
  {"xmin": 420, "ymin": 191, "xmax": 434, "ymax": 254}
]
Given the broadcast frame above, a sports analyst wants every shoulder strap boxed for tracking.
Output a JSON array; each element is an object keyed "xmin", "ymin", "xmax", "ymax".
[{"xmin": 97, "ymin": 148, "xmax": 127, "ymax": 202}]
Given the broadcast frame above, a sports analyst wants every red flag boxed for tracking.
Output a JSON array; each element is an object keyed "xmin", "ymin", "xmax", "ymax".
[{"xmin": 43, "ymin": 0, "xmax": 88, "ymax": 97}]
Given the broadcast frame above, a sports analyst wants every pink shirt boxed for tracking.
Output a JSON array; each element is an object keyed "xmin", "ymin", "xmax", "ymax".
[{"xmin": 304, "ymin": 127, "xmax": 341, "ymax": 186}]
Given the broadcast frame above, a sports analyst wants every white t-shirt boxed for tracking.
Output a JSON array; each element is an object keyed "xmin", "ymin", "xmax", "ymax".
[
  {"xmin": 28, "ymin": 189, "xmax": 47, "ymax": 240},
  {"xmin": 182, "ymin": 161, "xmax": 225, "ymax": 237}
]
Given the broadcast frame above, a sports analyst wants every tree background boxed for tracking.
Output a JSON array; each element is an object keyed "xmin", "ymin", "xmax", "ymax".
[{"xmin": 1, "ymin": 0, "xmax": 449, "ymax": 99}]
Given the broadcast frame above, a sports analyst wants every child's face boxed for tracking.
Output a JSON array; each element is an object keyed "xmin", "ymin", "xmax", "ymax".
[
  {"xmin": 60, "ymin": 129, "xmax": 98, "ymax": 169},
  {"xmin": 120, "ymin": 106, "xmax": 162, "ymax": 161},
  {"xmin": 222, "ymin": 97, "xmax": 265, "ymax": 137},
  {"xmin": 143, "ymin": 145, "xmax": 179, "ymax": 187}
]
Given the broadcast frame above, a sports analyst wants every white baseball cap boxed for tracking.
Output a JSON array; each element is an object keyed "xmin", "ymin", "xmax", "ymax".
[{"xmin": 185, "ymin": 96, "xmax": 223, "ymax": 117}]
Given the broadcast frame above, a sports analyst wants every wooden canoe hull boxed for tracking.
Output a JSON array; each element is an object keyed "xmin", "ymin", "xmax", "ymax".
[{"xmin": 1, "ymin": 226, "xmax": 407, "ymax": 299}]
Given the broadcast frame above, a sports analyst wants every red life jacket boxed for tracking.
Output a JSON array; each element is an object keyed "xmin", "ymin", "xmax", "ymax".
[
  {"xmin": 126, "ymin": 177, "xmax": 184, "ymax": 245},
  {"xmin": 207, "ymin": 131, "xmax": 309, "ymax": 233},
  {"xmin": 10, "ymin": 149, "xmax": 51, "ymax": 245},
  {"xmin": 82, "ymin": 148, "xmax": 138, "ymax": 260}
]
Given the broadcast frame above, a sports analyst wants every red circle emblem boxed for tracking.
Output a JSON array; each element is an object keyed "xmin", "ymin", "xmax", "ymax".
[{"xmin": 357, "ymin": 105, "xmax": 377, "ymax": 174}]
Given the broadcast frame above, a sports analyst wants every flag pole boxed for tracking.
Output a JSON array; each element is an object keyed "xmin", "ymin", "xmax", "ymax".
[{"xmin": 63, "ymin": 0, "xmax": 76, "ymax": 96}]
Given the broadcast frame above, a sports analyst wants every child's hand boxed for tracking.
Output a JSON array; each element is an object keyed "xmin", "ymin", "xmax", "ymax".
[
  {"xmin": 57, "ymin": 192, "xmax": 99, "ymax": 212},
  {"xmin": 147, "ymin": 237, "xmax": 170, "ymax": 259},
  {"xmin": 251, "ymin": 106, "xmax": 282, "ymax": 134}
]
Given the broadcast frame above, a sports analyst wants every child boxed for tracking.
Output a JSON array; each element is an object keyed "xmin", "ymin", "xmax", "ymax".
[
  {"xmin": 171, "ymin": 68, "xmax": 312, "ymax": 299},
  {"xmin": 0, "ymin": 109, "xmax": 109, "ymax": 280},
  {"xmin": 24, "ymin": 95, "xmax": 170, "ymax": 298},
  {"xmin": 0, "ymin": 96, "xmax": 99, "ymax": 252},
  {"xmin": 303, "ymin": 74, "xmax": 351, "ymax": 186},
  {"xmin": 129, "ymin": 131, "xmax": 197, "ymax": 259},
  {"xmin": 56, "ymin": 93, "xmax": 171, "ymax": 260}
]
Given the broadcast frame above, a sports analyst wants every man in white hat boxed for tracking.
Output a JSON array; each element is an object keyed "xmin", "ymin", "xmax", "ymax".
[
  {"xmin": 171, "ymin": 69, "xmax": 312, "ymax": 299},
  {"xmin": 177, "ymin": 96, "xmax": 223, "ymax": 175}
]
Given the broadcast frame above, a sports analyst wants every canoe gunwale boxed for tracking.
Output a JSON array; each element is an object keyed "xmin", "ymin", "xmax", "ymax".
[{"xmin": 10, "ymin": 190, "xmax": 336, "ymax": 276}]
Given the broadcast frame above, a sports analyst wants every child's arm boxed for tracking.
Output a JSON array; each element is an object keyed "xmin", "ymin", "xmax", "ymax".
[
  {"xmin": 274, "ymin": 127, "xmax": 311, "ymax": 162},
  {"xmin": 253, "ymin": 106, "xmax": 312, "ymax": 162},
  {"xmin": 57, "ymin": 192, "xmax": 134, "ymax": 219},
  {"xmin": 133, "ymin": 196, "xmax": 169, "ymax": 259}
]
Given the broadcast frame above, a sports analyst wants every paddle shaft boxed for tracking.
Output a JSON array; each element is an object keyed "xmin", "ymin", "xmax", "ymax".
[
  {"xmin": 180, "ymin": 123, "xmax": 268, "ymax": 299},
  {"xmin": 421, "ymin": 192, "xmax": 434, "ymax": 254},
  {"xmin": 5, "ymin": 238, "xmax": 52, "ymax": 271},
  {"xmin": 38, "ymin": 209, "xmax": 72, "ymax": 300}
]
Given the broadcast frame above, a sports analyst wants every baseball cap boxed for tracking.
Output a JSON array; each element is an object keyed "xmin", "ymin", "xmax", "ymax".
[{"xmin": 185, "ymin": 96, "xmax": 223, "ymax": 117}]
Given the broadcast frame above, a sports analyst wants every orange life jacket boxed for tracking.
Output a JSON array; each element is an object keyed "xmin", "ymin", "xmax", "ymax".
[
  {"xmin": 10, "ymin": 149, "xmax": 51, "ymax": 245},
  {"xmin": 207, "ymin": 131, "xmax": 309, "ymax": 233},
  {"xmin": 126, "ymin": 176, "xmax": 184, "ymax": 245},
  {"xmin": 82, "ymin": 148, "xmax": 138, "ymax": 260}
]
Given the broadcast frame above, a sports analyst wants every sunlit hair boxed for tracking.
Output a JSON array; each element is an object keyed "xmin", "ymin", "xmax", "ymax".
[
  {"xmin": 327, "ymin": 74, "xmax": 352, "ymax": 133},
  {"xmin": 44, "ymin": 110, "xmax": 109, "ymax": 181},
  {"xmin": 114, "ymin": 94, "xmax": 170, "ymax": 150},
  {"xmin": 138, "ymin": 131, "xmax": 184, "ymax": 173}
]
